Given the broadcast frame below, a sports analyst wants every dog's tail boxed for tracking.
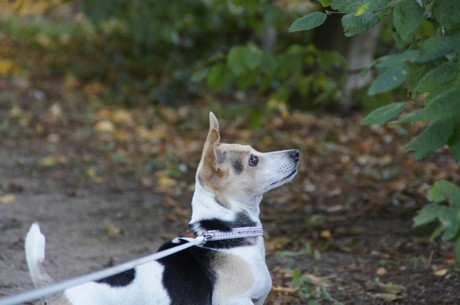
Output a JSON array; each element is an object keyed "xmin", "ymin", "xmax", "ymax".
[
  {"xmin": 25, "ymin": 223, "xmax": 54, "ymax": 288},
  {"xmin": 25, "ymin": 223, "xmax": 71, "ymax": 305}
]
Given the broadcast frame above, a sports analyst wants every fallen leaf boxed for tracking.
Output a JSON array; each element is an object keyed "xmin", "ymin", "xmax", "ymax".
[
  {"xmin": 105, "ymin": 224, "xmax": 123, "ymax": 238},
  {"xmin": 369, "ymin": 292, "xmax": 404, "ymax": 302},
  {"xmin": 376, "ymin": 267, "xmax": 388, "ymax": 276},
  {"xmin": 0, "ymin": 59, "xmax": 19, "ymax": 75},
  {"xmin": 85, "ymin": 167, "xmax": 106, "ymax": 184},
  {"xmin": 38, "ymin": 155, "xmax": 68, "ymax": 168},
  {"xmin": 434, "ymin": 268, "xmax": 448, "ymax": 277},
  {"xmin": 94, "ymin": 120, "xmax": 115, "ymax": 133},
  {"xmin": 9, "ymin": 105, "xmax": 23, "ymax": 118},
  {"xmin": 379, "ymin": 282, "xmax": 406, "ymax": 295},
  {"xmin": 155, "ymin": 171, "xmax": 177, "ymax": 192},
  {"xmin": 272, "ymin": 286, "xmax": 298, "ymax": 293},
  {"xmin": 135, "ymin": 126, "xmax": 168, "ymax": 141},
  {"xmin": 0, "ymin": 194, "xmax": 16, "ymax": 204},
  {"xmin": 113, "ymin": 130, "xmax": 129, "ymax": 141},
  {"xmin": 140, "ymin": 177, "xmax": 153, "ymax": 186},
  {"xmin": 112, "ymin": 109, "xmax": 133, "ymax": 124},
  {"xmin": 320, "ymin": 229, "xmax": 332, "ymax": 239},
  {"xmin": 49, "ymin": 103, "xmax": 63, "ymax": 119}
]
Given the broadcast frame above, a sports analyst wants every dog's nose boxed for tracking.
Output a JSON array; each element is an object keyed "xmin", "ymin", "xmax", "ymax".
[{"xmin": 289, "ymin": 149, "xmax": 300, "ymax": 162}]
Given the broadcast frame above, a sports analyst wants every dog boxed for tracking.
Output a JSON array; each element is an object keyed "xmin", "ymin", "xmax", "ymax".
[{"xmin": 25, "ymin": 112, "xmax": 299, "ymax": 305}]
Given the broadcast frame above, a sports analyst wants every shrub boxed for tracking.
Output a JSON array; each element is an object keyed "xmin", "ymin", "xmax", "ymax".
[{"xmin": 290, "ymin": 0, "xmax": 460, "ymax": 261}]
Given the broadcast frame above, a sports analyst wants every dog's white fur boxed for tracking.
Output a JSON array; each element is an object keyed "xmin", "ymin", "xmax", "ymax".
[{"xmin": 25, "ymin": 112, "xmax": 299, "ymax": 305}]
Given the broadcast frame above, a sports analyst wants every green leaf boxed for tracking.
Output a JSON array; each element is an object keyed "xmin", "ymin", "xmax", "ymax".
[
  {"xmin": 244, "ymin": 46, "xmax": 262, "ymax": 70},
  {"xmin": 260, "ymin": 53, "xmax": 277, "ymax": 74},
  {"xmin": 455, "ymin": 237, "xmax": 460, "ymax": 263},
  {"xmin": 414, "ymin": 61, "xmax": 458, "ymax": 93},
  {"xmin": 392, "ymin": 0, "xmax": 423, "ymax": 40},
  {"xmin": 331, "ymin": 0, "xmax": 389, "ymax": 14},
  {"xmin": 430, "ymin": 224, "xmax": 444, "ymax": 241},
  {"xmin": 363, "ymin": 102, "xmax": 407, "ymax": 125},
  {"xmin": 428, "ymin": 180, "xmax": 460, "ymax": 206},
  {"xmin": 415, "ymin": 34, "xmax": 460, "ymax": 63},
  {"xmin": 319, "ymin": 0, "xmax": 332, "ymax": 7},
  {"xmin": 227, "ymin": 46, "xmax": 247, "ymax": 76},
  {"xmin": 207, "ymin": 64, "xmax": 231, "ymax": 90},
  {"xmin": 288, "ymin": 12, "xmax": 327, "ymax": 32},
  {"xmin": 425, "ymin": 88, "xmax": 460, "ymax": 120},
  {"xmin": 405, "ymin": 118, "xmax": 455, "ymax": 160},
  {"xmin": 448, "ymin": 124, "xmax": 460, "ymax": 163},
  {"xmin": 368, "ymin": 64, "xmax": 408, "ymax": 95},
  {"xmin": 373, "ymin": 50, "xmax": 419, "ymax": 69},
  {"xmin": 414, "ymin": 204, "xmax": 443, "ymax": 226},
  {"xmin": 390, "ymin": 109, "xmax": 426, "ymax": 125},
  {"xmin": 190, "ymin": 68, "xmax": 208, "ymax": 82},
  {"xmin": 342, "ymin": 11, "xmax": 381, "ymax": 37},
  {"xmin": 439, "ymin": 210, "xmax": 460, "ymax": 241},
  {"xmin": 433, "ymin": 0, "xmax": 460, "ymax": 30}
]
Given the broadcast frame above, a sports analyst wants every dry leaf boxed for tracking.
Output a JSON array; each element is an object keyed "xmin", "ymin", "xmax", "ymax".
[
  {"xmin": 320, "ymin": 229, "xmax": 332, "ymax": 239},
  {"xmin": 94, "ymin": 120, "xmax": 115, "ymax": 133},
  {"xmin": 379, "ymin": 282, "xmax": 406, "ymax": 295},
  {"xmin": 140, "ymin": 177, "xmax": 153, "ymax": 186},
  {"xmin": 38, "ymin": 155, "xmax": 68, "ymax": 168},
  {"xmin": 49, "ymin": 103, "xmax": 63, "ymax": 119},
  {"xmin": 434, "ymin": 268, "xmax": 448, "ymax": 277},
  {"xmin": 369, "ymin": 292, "xmax": 404, "ymax": 302},
  {"xmin": 105, "ymin": 224, "xmax": 123, "ymax": 238},
  {"xmin": 0, "ymin": 59, "xmax": 19, "ymax": 75},
  {"xmin": 112, "ymin": 109, "xmax": 133, "ymax": 124},
  {"xmin": 155, "ymin": 171, "xmax": 177, "ymax": 192},
  {"xmin": 0, "ymin": 194, "xmax": 16, "ymax": 204},
  {"xmin": 9, "ymin": 105, "xmax": 23, "ymax": 119},
  {"xmin": 272, "ymin": 286, "xmax": 298, "ymax": 293},
  {"xmin": 376, "ymin": 267, "xmax": 388, "ymax": 276},
  {"xmin": 86, "ymin": 167, "xmax": 106, "ymax": 184}
]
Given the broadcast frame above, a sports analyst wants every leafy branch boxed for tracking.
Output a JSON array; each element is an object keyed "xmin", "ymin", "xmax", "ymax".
[{"xmin": 290, "ymin": 0, "xmax": 460, "ymax": 261}]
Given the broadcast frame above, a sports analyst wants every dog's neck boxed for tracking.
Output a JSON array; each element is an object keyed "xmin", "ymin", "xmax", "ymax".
[{"xmin": 189, "ymin": 180, "xmax": 262, "ymax": 236}]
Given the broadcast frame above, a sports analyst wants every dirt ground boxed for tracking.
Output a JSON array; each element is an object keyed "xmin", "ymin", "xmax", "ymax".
[{"xmin": 1, "ymin": 88, "xmax": 460, "ymax": 305}]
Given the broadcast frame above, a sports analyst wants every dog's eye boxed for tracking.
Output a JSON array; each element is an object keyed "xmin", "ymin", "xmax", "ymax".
[{"xmin": 248, "ymin": 155, "xmax": 259, "ymax": 167}]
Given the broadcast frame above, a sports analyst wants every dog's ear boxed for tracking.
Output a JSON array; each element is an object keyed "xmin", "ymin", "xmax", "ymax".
[{"xmin": 200, "ymin": 112, "xmax": 221, "ymax": 177}]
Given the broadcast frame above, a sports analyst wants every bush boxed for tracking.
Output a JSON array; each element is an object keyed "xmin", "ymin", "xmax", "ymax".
[
  {"xmin": 290, "ymin": 0, "xmax": 460, "ymax": 261},
  {"xmin": 192, "ymin": 1, "xmax": 345, "ymax": 108}
]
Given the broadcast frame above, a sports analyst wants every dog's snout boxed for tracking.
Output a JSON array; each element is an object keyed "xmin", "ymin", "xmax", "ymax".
[{"xmin": 289, "ymin": 149, "xmax": 300, "ymax": 162}]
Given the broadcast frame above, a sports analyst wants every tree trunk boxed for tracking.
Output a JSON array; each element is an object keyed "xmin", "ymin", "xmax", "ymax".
[{"xmin": 313, "ymin": 15, "xmax": 382, "ymax": 113}]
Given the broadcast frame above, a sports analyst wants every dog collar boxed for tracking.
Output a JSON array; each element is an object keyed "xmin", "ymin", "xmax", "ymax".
[{"xmin": 202, "ymin": 226, "xmax": 264, "ymax": 241}]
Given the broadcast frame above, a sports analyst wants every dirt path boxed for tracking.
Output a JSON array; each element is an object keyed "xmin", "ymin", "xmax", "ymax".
[
  {"xmin": 0, "ymin": 136, "xmax": 173, "ymax": 301},
  {"xmin": 1, "ymin": 95, "xmax": 460, "ymax": 304}
]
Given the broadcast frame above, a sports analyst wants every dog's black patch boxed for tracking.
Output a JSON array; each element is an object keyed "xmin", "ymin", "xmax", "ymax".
[
  {"xmin": 96, "ymin": 268, "xmax": 135, "ymax": 287},
  {"xmin": 192, "ymin": 212, "xmax": 258, "ymax": 249},
  {"xmin": 198, "ymin": 212, "xmax": 257, "ymax": 231},
  {"xmin": 231, "ymin": 160, "xmax": 243, "ymax": 174},
  {"xmin": 158, "ymin": 240, "xmax": 217, "ymax": 305}
]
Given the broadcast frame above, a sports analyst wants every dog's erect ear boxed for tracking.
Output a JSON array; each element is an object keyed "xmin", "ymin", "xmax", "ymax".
[
  {"xmin": 200, "ymin": 112, "xmax": 221, "ymax": 177},
  {"xmin": 209, "ymin": 111, "xmax": 219, "ymax": 131}
]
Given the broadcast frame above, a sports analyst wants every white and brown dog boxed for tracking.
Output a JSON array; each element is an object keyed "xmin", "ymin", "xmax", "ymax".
[{"xmin": 25, "ymin": 112, "xmax": 299, "ymax": 305}]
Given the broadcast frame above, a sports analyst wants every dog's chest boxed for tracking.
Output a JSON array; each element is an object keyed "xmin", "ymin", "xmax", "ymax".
[{"xmin": 212, "ymin": 245, "xmax": 271, "ymax": 303}]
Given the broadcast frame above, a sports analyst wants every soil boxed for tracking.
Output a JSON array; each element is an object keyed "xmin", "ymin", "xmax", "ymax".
[{"xmin": 1, "ymin": 89, "xmax": 460, "ymax": 305}]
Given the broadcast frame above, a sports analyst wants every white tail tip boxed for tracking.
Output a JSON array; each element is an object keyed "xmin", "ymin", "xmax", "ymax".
[{"xmin": 25, "ymin": 223, "xmax": 50, "ymax": 287}]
